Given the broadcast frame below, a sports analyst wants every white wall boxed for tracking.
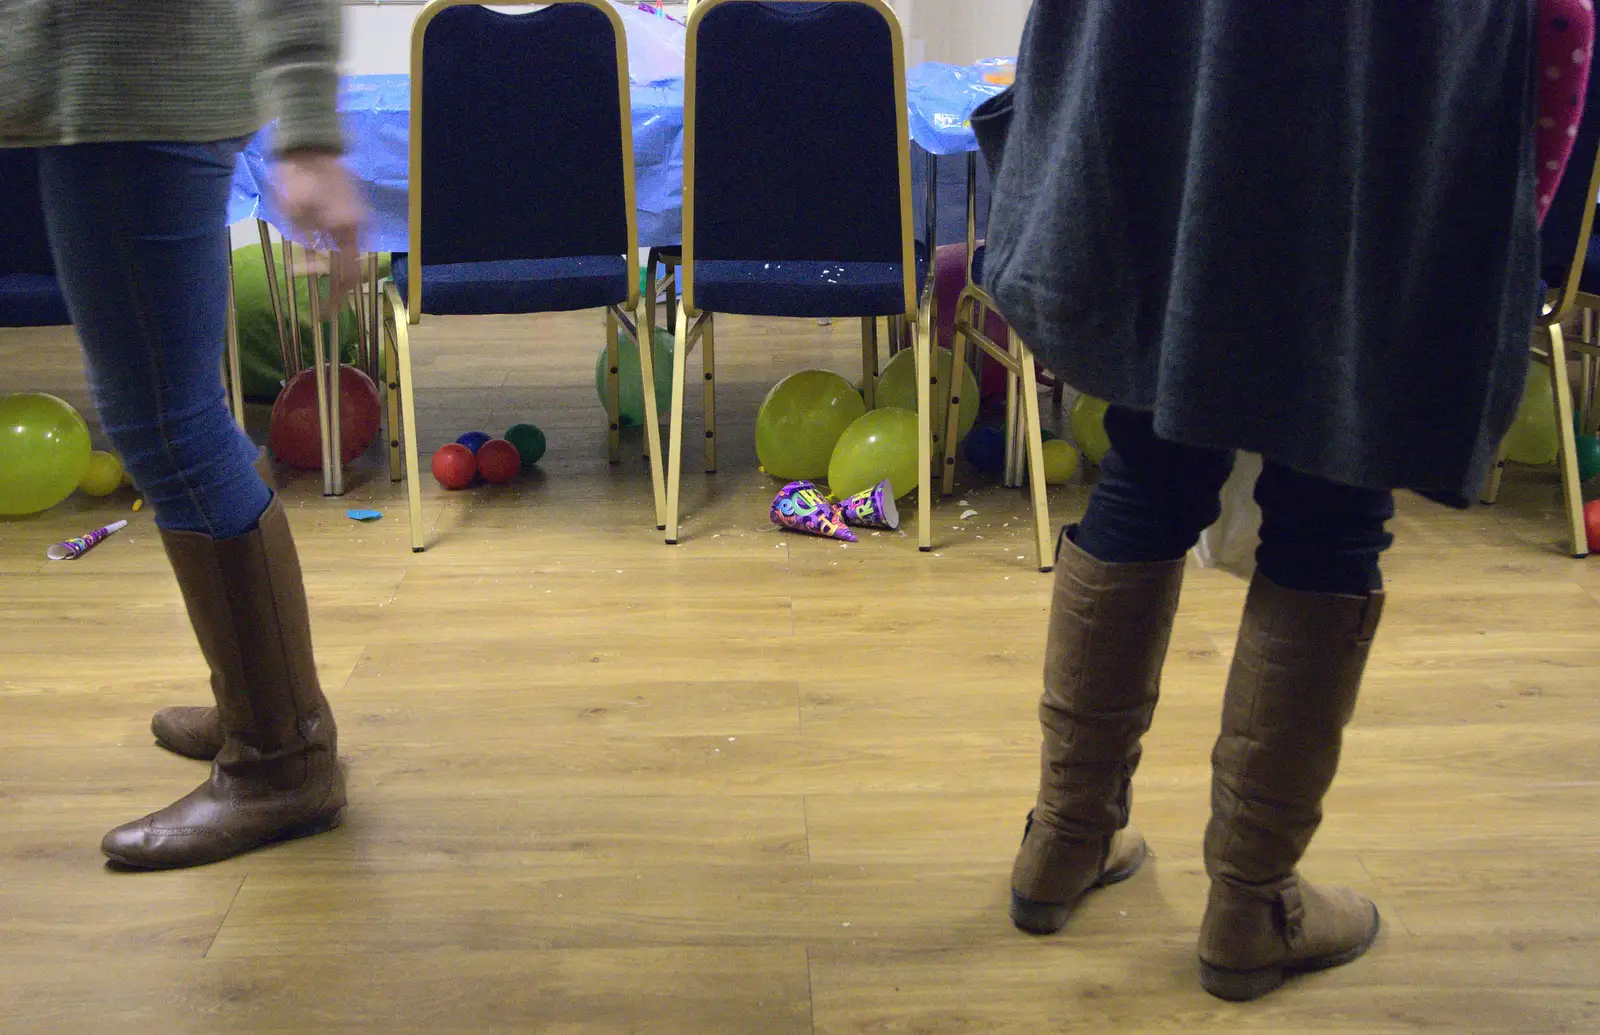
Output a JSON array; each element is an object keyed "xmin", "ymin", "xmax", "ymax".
[
  {"xmin": 338, "ymin": 1, "xmax": 928, "ymax": 75},
  {"xmin": 913, "ymin": 0, "xmax": 1028, "ymax": 64}
]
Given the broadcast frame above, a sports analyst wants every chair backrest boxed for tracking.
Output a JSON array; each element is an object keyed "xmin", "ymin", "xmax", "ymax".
[
  {"xmin": 0, "ymin": 149, "xmax": 57, "ymax": 277},
  {"xmin": 682, "ymin": 0, "xmax": 915, "ymax": 315},
  {"xmin": 409, "ymin": 0, "xmax": 638, "ymax": 306},
  {"xmin": 1541, "ymin": 58, "xmax": 1600, "ymax": 324}
]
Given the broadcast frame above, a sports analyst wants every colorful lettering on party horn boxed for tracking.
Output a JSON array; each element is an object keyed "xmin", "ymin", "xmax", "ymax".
[
  {"xmin": 47, "ymin": 519, "xmax": 128, "ymax": 561},
  {"xmin": 771, "ymin": 481, "xmax": 857, "ymax": 542},
  {"xmin": 838, "ymin": 479, "xmax": 900, "ymax": 530}
]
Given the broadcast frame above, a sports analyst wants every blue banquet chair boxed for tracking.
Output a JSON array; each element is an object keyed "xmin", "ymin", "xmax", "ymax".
[
  {"xmin": 0, "ymin": 149, "xmax": 71, "ymax": 328},
  {"xmin": 383, "ymin": 0, "xmax": 663, "ymax": 552},
  {"xmin": 668, "ymin": 0, "xmax": 932, "ymax": 547}
]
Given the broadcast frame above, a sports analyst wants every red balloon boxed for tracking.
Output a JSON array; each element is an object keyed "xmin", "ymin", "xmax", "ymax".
[
  {"xmin": 1585, "ymin": 500, "xmax": 1600, "ymax": 553},
  {"xmin": 475, "ymin": 438, "xmax": 521, "ymax": 485},
  {"xmin": 431, "ymin": 443, "xmax": 477, "ymax": 490},
  {"xmin": 269, "ymin": 366, "xmax": 382, "ymax": 470}
]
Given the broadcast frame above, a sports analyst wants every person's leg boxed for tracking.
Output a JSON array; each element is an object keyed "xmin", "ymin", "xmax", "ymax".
[
  {"xmin": 1011, "ymin": 407, "xmax": 1234, "ymax": 933},
  {"xmin": 39, "ymin": 142, "xmax": 343, "ymax": 869},
  {"xmin": 1199, "ymin": 462, "xmax": 1393, "ymax": 1000},
  {"xmin": 39, "ymin": 141, "xmax": 269, "ymax": 536}
]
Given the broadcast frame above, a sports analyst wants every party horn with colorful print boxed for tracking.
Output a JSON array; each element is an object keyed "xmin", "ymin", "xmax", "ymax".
[
  {"xmin": 47, "ymin": 519, "xmax": 127, "ymax": 561},
  {"xmin": 770, "ymin": 481, "xmax": 856, "ymax": 542},
  {"xmin": 838, "ymin": 479, "xmax": 899, "ymax": 530}
]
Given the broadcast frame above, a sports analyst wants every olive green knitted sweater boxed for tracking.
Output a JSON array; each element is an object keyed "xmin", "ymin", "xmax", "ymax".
[{"xmin": 0, "ymin": 0, "xmax": 341, "ymax": 154}]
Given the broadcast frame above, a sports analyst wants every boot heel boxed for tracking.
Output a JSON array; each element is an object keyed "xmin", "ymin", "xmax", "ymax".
[
  {"xmin": 1010, "ymin": 893, "xmax": 1071, "ymax": 935},
  {"xmin": 1198, "ymin": 960, "xmax": 1284, "ymax": 1002}
]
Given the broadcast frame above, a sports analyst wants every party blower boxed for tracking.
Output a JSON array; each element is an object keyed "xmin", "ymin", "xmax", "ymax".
[{"xmin": 47, "ymin": 520, "xmax": 127, "ymax": 561}]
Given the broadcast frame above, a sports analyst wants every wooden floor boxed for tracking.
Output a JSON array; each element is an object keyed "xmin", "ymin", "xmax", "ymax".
[{"xmin": 2, "ymin": 311, "xmax": 1598, "ymax": 1034}]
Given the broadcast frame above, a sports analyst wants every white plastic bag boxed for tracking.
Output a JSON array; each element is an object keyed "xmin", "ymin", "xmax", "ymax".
[
  {"xmin": 614, "ymin": 3, "xmax": 686, "ymax": 83},
  {"xmin": 1193, "ymin": 451, "xmax": 1261, "ymax": 578}
]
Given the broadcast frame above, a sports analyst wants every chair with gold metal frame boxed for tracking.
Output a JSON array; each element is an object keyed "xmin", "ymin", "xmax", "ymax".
[
  {"xmin": 0, "ymin": 150, "xmax": 72, "ymax": 329},
  {"xmin": 382, "ymin": 0, "xmax": 664, "ymax": 552},
  {"xmin": 667, "ymin": 0, "xmax": 932, "ymax": 548},
  {"xmin": 1480, "ymin": 68, "xmax": 1600, "ymax": 557},
  {"xmin": 940, "ymin": 151, "xmax": 1053, "ymax": 571}
]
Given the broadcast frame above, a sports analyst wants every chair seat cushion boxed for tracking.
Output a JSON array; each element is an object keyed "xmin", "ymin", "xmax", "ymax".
[
  {"xmin": 392, "ymin": 254, "xmax": 629, "ymax": 316},
  {"xmin": 693, "ymin": 243, "xmax": 929, "ymax": 318},
  {"xmin": 0, "ymin": 273, "xmax": 70, "ymax": 327}
]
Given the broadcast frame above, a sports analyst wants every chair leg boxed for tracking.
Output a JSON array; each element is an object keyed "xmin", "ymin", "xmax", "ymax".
[
  {"xmin": 861, "ymin": 317, "xmax": 879, "ymax": 410},
  {"xmin": 1548, "ymin": 325, "xmax": 1589, "ymax": 557},
  {"xmin": 666, "ymin": 261, "xmax": 679, "ymax": 334},
  {"xmin": 644, "ymin": 259, "xmax": 660, "ymax": 462},
  {"xmin": 1001, "ymin": 313, "xmax": 1021, "ymax": 488},
  {"xmin": 628, "ymin": 303, "xmax": 668, "ymax": 531},
  {"xmin": 385, "ymin": 317, "xmax": 402, "ymax": 483},
  {"xmin": 1017, "ymin": 342, "xmax": 1053, "ymax": 572},
  {"xmin": 384, "ymin": 284, "xmax": 426, "ymax": 553},
  {"xmin": 913, "ymin": 308, "xmax": 933, "ymax": 552},
  {"xmin": 703, "ymin": 312, "xmax": 718, "ymax": 474},
  {"xmin": 605, "ymin": 309, "xmax": 622, "ymax": 464},
  {"xmin": 939, "ymin": 304, "xmax": 971, "ymax": 497},
  {"xmin": 666, "ymin": 302, "xmax": 692, "ymax": 544},
  {"xmin": 224, "ymin": 245, "xmax": 246, "ymax": 429},
  {"xmin": 941, "ymin": 291, "xmax": 977, "ymax": 496}
]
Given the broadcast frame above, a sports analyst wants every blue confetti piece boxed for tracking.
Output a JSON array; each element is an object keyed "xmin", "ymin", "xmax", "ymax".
[{"xmin": 347, "ymin": 509, "xmax": 383, "ymax": 522}]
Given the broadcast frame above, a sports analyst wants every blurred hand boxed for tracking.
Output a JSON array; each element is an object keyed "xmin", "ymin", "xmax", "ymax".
[{"xmin": 271, "ymin": 150, "xmax": 365, "ymax": 298}]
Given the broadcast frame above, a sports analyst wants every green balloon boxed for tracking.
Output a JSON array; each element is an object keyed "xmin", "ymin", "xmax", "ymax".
[
  {"xmin": 1039, "ymin": 427, "xmax": 1061, "ymax": 443},
  {"xmin": 504, "ymin": 423, "xmax": 547, "ymax": 468},
  {"xmin": 1503, "ymin": 363, "xmax": 1558, "ymax": 466},
  {"xmin": 0, "ymin": 392, "xmax": 92, "ymax": 516},
  {"xmin": 874, "ymin": 347, "xmax": 979, "ymax": 446},
  {"xmin": 1070, "ymin": 394, "xmax": 1112, "ymax": 466},
  {"xmin": 230, "ymin": 244, "xmax": 381, "ymax": 401},
  {"xmin": 1576, "ymin": 434, "xmax": 1600, "ymax": 483},
  {"xmin": 595, "ymin": 327, "xmax": 674, "ymax": 428},
  {"xmin": 756, "ymin": 369, "xmax": 866, "ymax": 481},
  {"xmin": 828, "ymin": 407, "xmax": 920, "ymax": 501}
]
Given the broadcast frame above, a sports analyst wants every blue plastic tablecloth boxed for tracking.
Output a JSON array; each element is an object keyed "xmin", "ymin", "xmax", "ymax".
[
  {"xmin": 231, "ymin": 64, "xmax": 1005, "ymax": 248},
  {"xmin": 906, "ymin": 59, "xmax": 1013, "ymax": 156}
]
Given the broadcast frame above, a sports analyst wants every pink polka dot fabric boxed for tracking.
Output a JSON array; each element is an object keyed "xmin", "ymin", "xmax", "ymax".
[{"xmin": 1536, "ymin": 0, "xmax": 1596, "ymax": 223}]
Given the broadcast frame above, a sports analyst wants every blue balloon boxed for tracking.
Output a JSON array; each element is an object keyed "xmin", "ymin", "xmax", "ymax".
[
  {"xmin": 962, "ymin": 424, "xmax": 1007, "ymax": 473},
  {"xmin": 456, "ymin": 431, "xmax": 491, "ymax": 455}
]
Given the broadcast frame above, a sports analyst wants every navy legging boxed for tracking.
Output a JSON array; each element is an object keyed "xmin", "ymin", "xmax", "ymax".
[{"xmin": 1074, "ymin": 407, "xmax": 1395, "ymax": 595}]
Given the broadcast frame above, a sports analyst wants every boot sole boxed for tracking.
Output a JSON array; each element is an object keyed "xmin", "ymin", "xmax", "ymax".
[
  {"xmin": 151, "ymin": 732, "xmax": 220, "ymax": 762},
  {"xmin": 104, "ymin": 809, "xmax": 343, "ymax": 871},
  {"xmin": 1010, "ymin": 838, "xmax": 1148, "ymax": 935},
  {"xmin": 1198, "ymin": 903, "xmax": 1381, "ymax": 1002}
]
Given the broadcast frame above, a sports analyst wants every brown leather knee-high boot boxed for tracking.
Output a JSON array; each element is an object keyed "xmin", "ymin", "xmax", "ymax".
[
  {"xmin": 1010, "ymin": 532, "xmax": 1186, "ymax": 934},
  {"xmin": 1198, "ymin": 573, "xmax": 1384, "ymax": 1001},
  {"xmin": 147, "ymin": 447, "xmax": 273, "ymax": 762},
  {"xmin": 103, "ymin": 496, "xmax": 345, "ymax": 869}
]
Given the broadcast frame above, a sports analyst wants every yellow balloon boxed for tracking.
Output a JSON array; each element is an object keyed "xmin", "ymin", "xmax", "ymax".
[
  {"xmin": 1503, "ymin": 362, "xmax": 1558, "ymax": 466},
  {"xmin": 1070, "ymin": 394, "xmax": 1111, "ymax": 465},
  {"xmin": 756, "ymin": 369, "xmax": 866, "ymax": 481},
  {"xmin": 0, "ymin": 392, "xmax": 92, "ymax": 516},
  {"xmin": 874, "ymin": 347, "xmax": 980, "ymax": 445},
  {"xmin": 1040, "ymin": 439, "xmax": 1081, "ymax": 484},
  {"xmin": 827, "ymin": 407, "xmax": 920, "ymax": 500},
  {"xmin": 79, "ymin": 450, "xmax": 125, "ymax": 497}
]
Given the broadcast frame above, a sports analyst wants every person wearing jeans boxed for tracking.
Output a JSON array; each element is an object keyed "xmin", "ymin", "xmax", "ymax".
[
  {"xmin": 975, "ymin": 0, "xmax": 1592, "ymax": 1002},
  {"xmin": 1, "ymin": 0, "xmax": 364, "ymax": 869}
]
